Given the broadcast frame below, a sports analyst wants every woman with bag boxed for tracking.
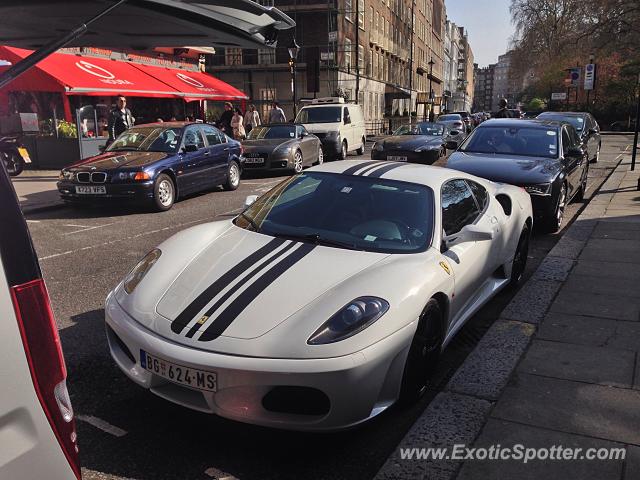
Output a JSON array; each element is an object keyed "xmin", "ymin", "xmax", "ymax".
[
  {"xmin": 231, "ymin": 108, "xmax": 246, "ymax": 140},
  {"xmin": 243, "ymin": 104, "xmax": 261, "ymax": 135}
]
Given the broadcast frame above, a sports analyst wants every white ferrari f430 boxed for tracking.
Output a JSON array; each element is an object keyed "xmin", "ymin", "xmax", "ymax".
[{"xmin": 105, "ymin": 160, "xmax": 533, "ymax": 431}]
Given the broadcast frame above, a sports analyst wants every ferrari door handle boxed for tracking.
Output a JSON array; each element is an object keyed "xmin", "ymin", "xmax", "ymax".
[
  {"xmin": 223, "ymin": 147, "xmax": 229, "ymax": 151},
  {"xmin": 204, "ymin": 151, "xmax": 210, "ymax": 156}
]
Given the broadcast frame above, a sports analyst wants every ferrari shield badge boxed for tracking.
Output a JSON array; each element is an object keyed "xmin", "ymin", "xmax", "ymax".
[{"xmin": 439, "ymin": 261, "xmax": 451, "ymax": 275}]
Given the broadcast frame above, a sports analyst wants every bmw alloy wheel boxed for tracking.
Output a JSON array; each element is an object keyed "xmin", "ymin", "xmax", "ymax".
[
  {"xmin": 158, "ymin": 179, "xmax": 173, "ymax": 207},
  {"xmin": 229, "ymin": 163, "xmax": 240, "ymax": 188}
]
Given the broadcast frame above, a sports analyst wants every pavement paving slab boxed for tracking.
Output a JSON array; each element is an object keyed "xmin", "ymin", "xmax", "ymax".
[
  {"xmin": 456, "ymin": 419, "xmax": 625, "ymax": 480},
  {"xmin": 500, "ymin": 280, "xmax": 562, "ymax": 324},
  {"xmin": 550, "ymin": 288, "xmax": 640, "ymax": 322},
  {"xmin": 572, "ymin": 259, "xmax": 640, "ymax": 281},
  {"xmin": 562, "ymin": 273, "xmax": 640, "ymax": 299},
  {"xmin": 579, "ymin": 238, "xmax": 640, "ymax": 264},
  {"xmin": 517, "ymin": 339, "xmax": 636, "ymax": 388},
  {"xmin": 492, "ymin": 373, "xmax": 640, "ymax": 445}
]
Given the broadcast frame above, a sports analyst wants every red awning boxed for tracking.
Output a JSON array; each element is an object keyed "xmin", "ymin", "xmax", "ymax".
[
  {"xmin": 132, "ymin": 64, "xmax": 248, "ymax": 102},
  {"xmin": 0, "ymin": 46, "xmax": 248, "ymax": 101}
]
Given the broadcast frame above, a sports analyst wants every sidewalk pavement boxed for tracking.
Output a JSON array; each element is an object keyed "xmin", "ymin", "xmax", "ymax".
[
  {"xmin": 376, "ymin": 154, "xmax": 640, "ymax": 479},
  {"xmin": 10, "ymin": 169, "xmax": 65, "ymax": 214}
]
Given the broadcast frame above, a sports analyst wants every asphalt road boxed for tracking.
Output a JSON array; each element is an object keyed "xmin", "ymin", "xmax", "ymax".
[{"xmin": 23, "ymin": 135, "xmax": 633, "ymax": 480}]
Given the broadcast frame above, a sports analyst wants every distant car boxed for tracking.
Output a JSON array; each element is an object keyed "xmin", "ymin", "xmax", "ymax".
[
  {"xmin": 241, "ymin": 124, "xmax": 323, "ymax": 174},
  {"xmin": 537, "ymin": 112, "xmax": 601, "ymax": 162},
  {"xmin": 450, "ymin": 111, "xmax": 473, "ymax": 133},
  {"xmin": 0, "ymin": 162, "xmax": 81, "ymax": 479},
  {"xmin": 58, "ymin": 122, "xmax": 243, "ymax": 211},
  {"xmin": 105, "ymin": 160, "xmax": 532, "ymax": 431},
  {"xmin": 447, "ymin": 119, "xmax": 590, "ymax": 232},
  {"xmin": 509, "ymin": 109, "xmax": 524, "ymax": 119},
  {"xmin": 371, "ymin": 122, "xmax": 463, "ymax": 164},
  {"xmin": 437, "ymin": 113, "xmax": 465, "ymax": 133}
]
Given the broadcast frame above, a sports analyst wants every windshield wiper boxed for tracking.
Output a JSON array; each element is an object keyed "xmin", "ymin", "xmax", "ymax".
[
  {"xmin": 238, "ymin": 212, "xmax": 261, "ymax": 233},
  {"xmin": 270, "ymin": 232, "xmax": 362, "ymax": 251}
]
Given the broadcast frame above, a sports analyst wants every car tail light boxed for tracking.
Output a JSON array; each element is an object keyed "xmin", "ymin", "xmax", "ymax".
[{"xmin": 10, "ymin": 278, "xmax": 81, "ymax": 480}]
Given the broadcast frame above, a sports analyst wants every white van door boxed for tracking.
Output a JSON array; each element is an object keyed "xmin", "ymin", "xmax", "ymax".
[{"xmin": 343, "ymin": 106, "xmax": 356, "ymax": 152}]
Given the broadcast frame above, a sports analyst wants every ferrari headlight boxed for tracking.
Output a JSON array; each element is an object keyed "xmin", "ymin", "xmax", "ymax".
[
  {"xmin": 523, "ymin": 183, "xmax": 552, "ymax": 196},
  {"xmin": 123, "ymin": 249, "xmax": 162, "ymax": 294},
  {"xmin": 307, "ymin": 296, "xmax": 389, "ymax": 345}
]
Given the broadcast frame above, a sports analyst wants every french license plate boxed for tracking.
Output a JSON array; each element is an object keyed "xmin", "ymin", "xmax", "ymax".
[
  {"xmin": 244, "ymin": 157, "xmax": 265, "ymax": 164},
  {"xmin": 75, "ymin": 185, "xmax": 106, "ymax": 194},
  {"xmin": 387, "ymin": 155, "xmax": 408, "ymax": 162},
  {"xmin": 18, "ymin": 147, "xmax": 31, "ymax": 163},
  {"xmin": 140, "ymin": 349, "xmax": 217, "ymax": 392}
]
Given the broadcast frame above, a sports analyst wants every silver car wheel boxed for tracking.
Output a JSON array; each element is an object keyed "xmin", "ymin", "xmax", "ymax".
[
  {"xmin": 158, "ymin": 179, "xmax": 174, "ymax": 207},
  {"xmin": 317, "ymin": 147, "xmax": 324, "ymax": 165},
  {"xmin": 229, "ymin": 163, "xmax": 240, "ymax": 188},
  {"xmin": 294, "ymin": 151, "xmax": 303, "ymax": 173}
]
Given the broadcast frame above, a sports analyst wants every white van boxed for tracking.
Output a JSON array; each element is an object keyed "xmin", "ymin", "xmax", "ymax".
[{"xmin": 295, "ymin": 97, "xmax": 366, "ymax": 160}]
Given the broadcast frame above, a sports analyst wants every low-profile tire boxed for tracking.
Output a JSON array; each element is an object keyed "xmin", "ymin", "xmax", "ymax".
[
  {"xmin": 510, "ymin": 224, "xmax": 530, "ymax": 287},
  {"xmin": 543, "ymin": 182, "xmax": 567, "ymax": 233},
  {"xmin": 399, "ymin": 299, "xmax": 443, "ymax": 405},
  {"xmin": 152, "ymin": 173, "xmax": 175, "ymax": 211},
  {"xmin": 292, "ymin": 150, "xmax": 304, "ymax": 174},
  {"xmin": 592, "ymin": 144, "xmax": 600, "ymax": 163},
  {"xmin": 574, "ymin": 160, "xmax": 589, "ymax": 201},
  {"xmin": 355, "ymin": 137, "xmax": 365, "ymax": 155},
  {"xmin": 314, "ymin": 147, "xmax": 324, "ymax": 166},
  {"xmin": 2, "ymin": 151, "xmax": 24, "ymax": 176},
  {"xmin": 338, "ymin": 140, "xmax": 348, "ymax": 160},
  {"xmin": 223, "ymin": 161, "xmax": 241, "ymax": 191}
]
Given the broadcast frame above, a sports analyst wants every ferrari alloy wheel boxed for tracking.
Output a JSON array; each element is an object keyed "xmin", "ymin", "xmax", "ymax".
[
  {"xmin": 153, "ymin": 174, "xmax": 175, "ymax": 211},
  {"xmin": 293, "ymin": 150, "xmax": 304, "ymax": 173},
  {"xmin": 314, "ymin": 147, "xmax": 324, "ymax": 166},
  {"xmin": 223, "ymin": 161, "xmax": 240, "ymax": 191},
  {"xmin": 399, "ymin": 298, "xmax": 443, "ymax": 404},
  {"xmin": 338, "ymin": 140, "xmax": 347, "ymax": 160},
  {"xmin": 510, "ymin": 224, "xmax": 530, "ymax": 286}
]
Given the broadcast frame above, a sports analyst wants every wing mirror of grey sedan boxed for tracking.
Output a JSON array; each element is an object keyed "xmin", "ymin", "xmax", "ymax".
[
  {"xmin": 244, "ymin": 195, "xmax": 258, "ymax": 209},
  {"xmin": 445, "ymin": 140, "xmax": 458, "ymax": 150},
  {"xmin": 444, "ymin": 224, "xmax": 494, "ymax": 246}
]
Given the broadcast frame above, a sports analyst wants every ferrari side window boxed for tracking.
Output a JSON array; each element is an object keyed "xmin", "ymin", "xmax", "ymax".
[
  {"xmin": 466, "ymin": 180, "xmax": 489, "ymax": 212},
  {"xmin": 441, "ymin": 180, "xmax": 480, "ymax": 236}
]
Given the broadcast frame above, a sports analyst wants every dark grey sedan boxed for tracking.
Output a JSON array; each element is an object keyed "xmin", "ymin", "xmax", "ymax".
[
  {"xmin": 241, "ymin": 124, "xmax": 323, "ymax": 174},
  {"xmin": 537, "ymin": 112, "xmax": 602, "ymax": 162}
]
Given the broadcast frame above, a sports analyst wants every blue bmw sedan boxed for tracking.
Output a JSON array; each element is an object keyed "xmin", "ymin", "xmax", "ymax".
[{"xmin": 57, "ymin": 122, "xmax": 243, "ymax": 211}]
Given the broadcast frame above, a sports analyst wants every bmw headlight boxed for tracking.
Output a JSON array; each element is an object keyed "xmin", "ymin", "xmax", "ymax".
[
  {"xmin": 59, "ymin": 170, "xmax": 74, "ymax": 181},
  {"xmin": 307, "ymin": 297, "xmax": 390, "ymax": 345},
  {"xmin": 523, "ymin": 183, "xmax": 552, "ymax": 196},
  {"xmin": 123, "ymin": 249, "xmax": 162, "ymax": 294}
]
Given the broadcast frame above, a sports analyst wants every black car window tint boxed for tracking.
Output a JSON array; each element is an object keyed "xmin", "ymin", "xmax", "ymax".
[
  {"xmin": 561, "ymin": 128, "xmax": 571, "ymax": 155},
  {"xmin": 442, "ymin": 179, "xmax": 481, "ymax": 236},
  {"xmin": 466, "ymin": 180, "xmax": 489, "ymax": 212},
  {"xmin": 203, "ymin": 126, "xmax": 221, "ymax": 145}
]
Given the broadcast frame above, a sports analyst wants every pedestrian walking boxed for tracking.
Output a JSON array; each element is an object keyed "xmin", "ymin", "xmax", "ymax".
[
  {"xmin": 218, "ymin": 102, "xmax": 234, "ymax": 136},
  {"xmin": 231, "ymin": 108, "xmax": 246, "ymax": 140},
  {"xmin": 107, "ymin": 95, "xmax": 135, "ymax": 143},
  {"xmin": 269, "ymin": 102, "xmax": 286, "ymax": 123},
  {"xmin": 244, "ymin": 104, "xmax": 261, "ymax": 134},
  {"xmin": 493, "ymin": 98, "xmax": 513, "ymax": 119}
]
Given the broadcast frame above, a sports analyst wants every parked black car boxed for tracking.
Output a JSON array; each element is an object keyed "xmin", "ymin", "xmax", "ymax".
[
  {"xmin": 57, "ymin": 122, "xmax": 243, "ymax": 211},
  {"xmin": 447, "ymin": 119, "xmax": 590, "ymax": 232},
  {"xmin": 537, "ymin": 111, "xmax": 602, "ymax": 162},
  {"xmin": 371, "ymin": 122, "xmax": 464, "ymax": 164},
  {"xmin": 241, "ymin": 124, "xmax": 322, "ymax": 173}
]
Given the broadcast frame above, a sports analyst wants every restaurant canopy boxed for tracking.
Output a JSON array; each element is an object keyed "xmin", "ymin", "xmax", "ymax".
[{"xmin": 0, "ymin": 46, "xmax": 247, "ymax": 101}]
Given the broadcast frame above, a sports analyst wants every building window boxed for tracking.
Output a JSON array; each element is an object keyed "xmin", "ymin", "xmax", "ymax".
[
  {"xmin": 259, "ymin": 88, "xmax": 275, "ymax": 123},
  {"xmin": 225, "ymin": 48, "xmax": 242, "ymax": 66},
  {"xmin": 358, "ymin": 0, "xmax": 365, "ymax": 29},
  {"xmin": 344, "ymin": 38, "xmax": 352, "ymax": 70},
  {"xmin": 345, "ymin": 0, "xmax": 353, "ymax": 22},
  {"xmin": 367, "ymin": 49, "xmax": 373, "ymax": 76},
  {"xmin": 258, "ymin": 48, "xmax": 275, "ymax": 65},
  {"xmin": 358, "ymin": 44, "xmax": 364, "ymax": 72}
]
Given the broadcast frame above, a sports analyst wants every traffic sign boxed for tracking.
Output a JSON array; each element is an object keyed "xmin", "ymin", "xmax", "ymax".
[
  {"xmin": 551, "ymin": 92, "xmax": 567, "ymax": 100},
  {"xmin": 584, "ymin": 63, "xmax": 596, "ymax": 90},
  {"xmin": 568, "ymin": 67, "xmax": 581, "ymax": 87}
]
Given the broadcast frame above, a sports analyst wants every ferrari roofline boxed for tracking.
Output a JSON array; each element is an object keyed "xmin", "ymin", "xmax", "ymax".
[{"xmin": 307, "ymin": 160, "xmax": 484, "ymax": 187}]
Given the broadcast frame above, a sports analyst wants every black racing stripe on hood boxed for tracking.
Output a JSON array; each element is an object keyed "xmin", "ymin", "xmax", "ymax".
[
  {"xmin": 356, "ymin": 161, "xmax": 401, "ymax": 176},
  {"xmin": 198, "ymin": 243, "xmax": 316, "ymax": 342},
  {"xmin": 184, "ymin": 241, "xmax": 297, "ymax": 338},
  {"xmin": 342, "ymin": 161, "xmax": 384, "ymax": 175},
  {"xmin": 170, "ymin": 237, "xmax": 286, "ymax": 334},
  {"xmin": 365, "ymin": 162, "xmax": 410, "ymax": 178}
]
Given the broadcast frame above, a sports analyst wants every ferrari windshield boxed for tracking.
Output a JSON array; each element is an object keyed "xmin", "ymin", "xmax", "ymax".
[
  {"xmin": 236, "ymin": 172, "xmax": 435, "ymax": 254},
  {"xmin": 108, "ymin": 127, "xmax": 182, "ymax": 153},
  {"xmin": 247, "ymin": 125, "xmax": 297, "ymax": 140},
  {"xmin": 458, "ymin": 126, "xmax": 559, "ymax": 158},
  {"xmin": 394, "ymin": 123, "xmax": 444, "ymax": 136}
]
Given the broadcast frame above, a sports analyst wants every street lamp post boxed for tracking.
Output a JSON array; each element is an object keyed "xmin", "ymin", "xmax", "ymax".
[
  {"xmin": 288, "ymin": 38, "xmax": 300, "ymax": 119},
  {"xmin": 632, "ymin": 72, "xmax": 639, "ymax": 175},
  {"xmin": 428, "ymin": 58, "xmax": 435, "ymax": 122}
]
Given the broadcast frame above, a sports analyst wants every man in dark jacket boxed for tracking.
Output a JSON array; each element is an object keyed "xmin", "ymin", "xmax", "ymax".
[
  {"xmin": 108, "ymin": 95, "xmax": 135, "ymax": 143},
  {"xmin": 218, "ymin": 102, "xmax": 234, "ymax": 136},
  {"xmin": 493, "ymin": 98, "xmax": 513, "ymax": 119}
]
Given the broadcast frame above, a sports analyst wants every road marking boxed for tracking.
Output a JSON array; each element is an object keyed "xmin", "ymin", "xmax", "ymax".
[
  {"xmin": 63, "ymin": 222, "xmax": 115, "ymax": 236},
  {"xmin": 77, "ymin": 415, "xmax": 127, "ymax": 437},
  {"xmin": 63, "ymin": 224, "xmax": 92, "ymax": 228},
  {"xmin": 38, "ymin": 218, "xmax": 207, "ymax": 261},
  {"xmin": 204, "ymin": 467, "xmax": 238, "ymax": 479}
]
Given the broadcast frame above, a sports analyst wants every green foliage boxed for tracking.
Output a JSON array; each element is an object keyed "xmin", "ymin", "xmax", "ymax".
[
  {"xmin": 526, "ymin": 98, "xmax": 545, "ymax": 111},
  {"xmin": 57, "ymin": 120, "xmax": 77, "ymax": 138}
]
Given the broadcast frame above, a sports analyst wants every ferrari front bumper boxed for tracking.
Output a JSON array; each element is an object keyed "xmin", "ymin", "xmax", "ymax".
[{"xmin": 105, "ymin": 293, "xmax": 415, "ymax": 431}]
